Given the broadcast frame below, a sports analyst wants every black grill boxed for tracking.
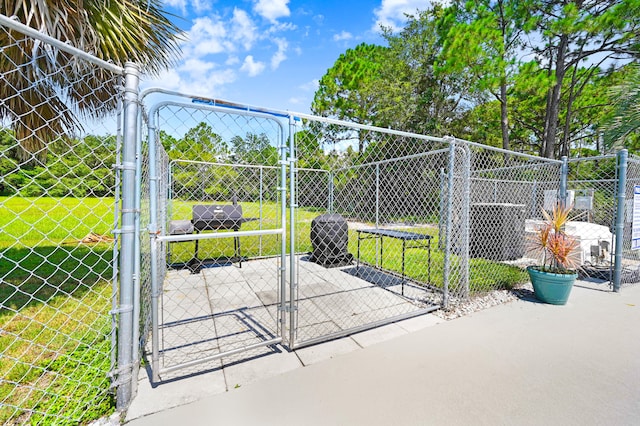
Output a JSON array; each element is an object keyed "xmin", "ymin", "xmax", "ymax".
[
  {"xmin": 192, "ymin": 204, "xmax": 244, "ymax": 231},
  {"xmin": 309, "ymin": 213, "xmax": 353, "ymax": 267}
]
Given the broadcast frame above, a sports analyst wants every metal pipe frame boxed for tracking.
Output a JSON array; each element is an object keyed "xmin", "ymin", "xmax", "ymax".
[
  {"xmin": 290, "ymin": 306, "xmax": 440, "ymax": 350},
  {"xmin": 288, "ymin": 115, "xmax": 298, "ymax": 348},
  {"xmin": 159, "ymin": 338, "xmax": 283, "ymax": 376},
  {"xmin": 109, "ymin": 98, "xmax": 123, "ymax": 391},
  {"xmin": 170, "ymin": 158, "xmax": 281, "ymax": 170},
  {"xmin": 147, "ymin": 104, "xmax": 162, "ymax": 383},
  {"xmin": 567, "ymin": 154, "xmax": 617, "ymax": 163},
  {"xmin": 460, "ymin": 144, "xmax": 471, "ymax": 299},
  {"xmin": 450, "ymin": 136, "xmax": 564, "ymax": 164},
  {"xmin": 158, "ymin": 228, "xmax": 284, "ymax": 243},
  {"xmin": 559, "ymin": 156, "xmax": 569, "ymax": 207},
  {"xmin": 131, "ymin": 72, "xmax": 144, "ymax": 399},
  {"xmin": 442, "ymin": 138, "xmax": 457, "ymax": 308},
  {"xmin": 278, "ymin": 119, "xmax": 288, "ymax": 343},
  {"xmin": 332, "ymin": 148, "xmax": 450, "ymax": 173}
]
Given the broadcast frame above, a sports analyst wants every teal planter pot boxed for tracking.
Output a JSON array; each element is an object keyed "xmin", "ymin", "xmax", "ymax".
[{"xmin": 527, "ymin": 266, "xmax": 577, "ymax": 305}]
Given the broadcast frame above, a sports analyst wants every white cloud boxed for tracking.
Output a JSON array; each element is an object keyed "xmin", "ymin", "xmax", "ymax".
[
  {"xmin": 288, "ymin": 97, "xmax": 304, "ymax": 105},
  {"xmin": 226, "ymin": 56, "xmax": 240, "ymax": 66},
  {"xmin": 231, "ymin": 8, "xmax": 258, "ymax": 50},
  {"xmin": 181, "ymin": 69, "xmax": 237, "ymax": 96},
  {"xmin": 240, "ymin": 55, "xmax": 266, "ymax": 76},
  {"xmin": 163, "ymin": 0, "xmax": 187, "ymax": 14},
  {"xmin": 145, "ymin": 67, "xmax": 236, "ymax": 98},
  {"xmin": 299, "ymin": 79, "xmax": 319, "ymax": 92},
  {"xmin": 373, "ymin": 0, "xmax": 439, "ymax": 32},
  {"xmin": 254, "ymin": 0, "xmax": 290, "ymax": 22},
  {"xmin": 150, "ymin": 68, "xmax": 182, "ymax": 91},
  {"xmin": 162, "ymin": 0, "xmax": 210, "ymax": 15},
  {"xmin": 271, "ymin": 38, "xmax": 288, "ymax": 69},
  {"xmin": 179, "ymin": 58, "xmax": 215, "ymax": 77},
  {"xmin": 146, "ymin": 3, "xmax": 299, "ymax": 100},
  {"xmin": 185, "ymin": 16, "xmax": 233, "ymax": 57},
  {"xmin": 333, "ymin": 31, "xmax": 353, "ymax": 42},
  {"xmin": 266, "ymin": 21, "xmax": 297, "ymax": 34},
  {"xmin": 191, "ymin": 0, "xmax": 211, "ymax": 14}
]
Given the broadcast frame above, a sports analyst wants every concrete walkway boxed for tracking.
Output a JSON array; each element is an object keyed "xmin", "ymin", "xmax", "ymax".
[{"xmin": 128, "ymin": 281, "xmax": 640, "ymax": 425}]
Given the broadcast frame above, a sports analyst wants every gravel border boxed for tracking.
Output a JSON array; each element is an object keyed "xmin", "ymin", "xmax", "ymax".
[{"xmin": 433, "ymin": 283, "xmax": 535, "ymax": 320}]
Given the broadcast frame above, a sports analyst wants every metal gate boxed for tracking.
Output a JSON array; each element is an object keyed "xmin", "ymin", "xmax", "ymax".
[{"xmin": 142, "ymin": 94, "xmax": 289, "ymax": 381}]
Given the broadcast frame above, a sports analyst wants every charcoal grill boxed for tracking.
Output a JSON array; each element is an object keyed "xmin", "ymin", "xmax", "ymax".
[{"xmin": 169, "ymin": 202, "xmax": 257, "ymax": 272}]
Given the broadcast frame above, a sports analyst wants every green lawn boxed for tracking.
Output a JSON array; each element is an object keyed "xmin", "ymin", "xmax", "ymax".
[
  {"xmin": 0, "ymin": 196, "xmax": 115, "ymax": 425},
  {"xmin": 0, "ymin": 195, "xmax": 528, "ymax": 423},
  {"xmin": 168, "ymin": 199, "xmax": 528, "ymax": 294}
]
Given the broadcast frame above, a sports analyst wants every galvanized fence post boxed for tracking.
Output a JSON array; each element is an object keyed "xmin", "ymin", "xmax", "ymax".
[
  {"xmin": 131, "ymin": 78, "xmax": 144, "ymax": 398},
  {"xmin": 442, "ymin": 138, "xmax": 457, "ymax": 308},
  {"xmin": 117, "ymin": 62, "xmax": 140, "ymax": 409},
  {"xmin": 147, "ymin": 105, "xmax": 161, "ymax": 383},
  {"xmin": 559, "ymin": 156, "xmax": 568, "ymax": 207},
  {"xmin": 613, "ymin": 149, "xmax": 628, "ymax": 292},
  {"xmin": 288, "ymin": 114, "xmax": 297, "ymax": 347},
  {"xmin": 460, "ymin": 143, "xmax": 471, "ymax": 299}
]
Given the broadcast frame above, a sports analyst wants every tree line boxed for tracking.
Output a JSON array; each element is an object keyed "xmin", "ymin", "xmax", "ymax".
[
  {"xmin": 312, "ymin": 0, "xmax": 640, "ymax": 159},
  {"xmin": 0, "ymin": 122, "xmax": 331, "ymax": 197}
]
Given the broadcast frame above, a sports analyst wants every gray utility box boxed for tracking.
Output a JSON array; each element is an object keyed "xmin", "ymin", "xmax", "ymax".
[{"xmin": 470, "ymin": 203, "xmax": 526, "ymax": 261}]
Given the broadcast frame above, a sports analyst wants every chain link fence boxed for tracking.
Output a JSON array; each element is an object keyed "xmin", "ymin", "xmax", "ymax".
[
  {"xmin": 564, "ymin": 156, "xmax": 619, "ymax": 282},
  {"xmin": 4, "ymin": 13, "xmax": 640, "ymax": 421},
  {"xmin": 0, "ymin": 15, "xmax": 125, "ymax": 424},
  {"xmin": 464, "ymin": 144, "xmax": 563, "ymax": 299},
  {"xmin": 291, "ymin": 121, "xmax": 448, "ymax": 347},
  {"xmin": 619, "ymin": 155, "xmax": 640, "ymax": 285}
]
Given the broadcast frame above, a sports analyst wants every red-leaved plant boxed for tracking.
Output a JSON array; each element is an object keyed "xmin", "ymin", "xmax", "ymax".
[{"xmin": 530, "ymin": 203, "xmax": 580, "ymax": 274}]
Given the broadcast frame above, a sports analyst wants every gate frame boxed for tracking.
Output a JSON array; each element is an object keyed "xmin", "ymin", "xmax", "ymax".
[{"xmin": 144, "ymin": 100, "xmax": 289, "ymax": 382}]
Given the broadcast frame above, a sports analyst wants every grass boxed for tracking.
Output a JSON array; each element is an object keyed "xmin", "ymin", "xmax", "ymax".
[
  {"xmin": 0, "ymin": 195, "xmax": 528, "ymax": 423},
  {"xmin": 168, "ymin": 199, "xmax": 529, "ymax": 293},
  {"xmin": 0, "ymin": 196, "xmax": 115, "ymax": 425}
]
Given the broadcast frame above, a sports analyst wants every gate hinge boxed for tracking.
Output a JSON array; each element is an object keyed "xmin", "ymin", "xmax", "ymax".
[{"xmin": 279, "ymin": 305, "xmax": 297, "ymax": 313}]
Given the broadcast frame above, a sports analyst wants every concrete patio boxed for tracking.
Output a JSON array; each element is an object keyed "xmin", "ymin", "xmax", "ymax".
[
  {"xmin": 127, "ymin": 256, "xmax": 440, "ymax": 420},
  {"xmin": 128, "ymin": 280, "xmax": 640, "ymax": 425}
]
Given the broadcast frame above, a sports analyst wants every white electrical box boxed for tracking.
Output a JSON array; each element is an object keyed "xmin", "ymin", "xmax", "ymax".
[
  {"xmin": 543, "ymin": 190, "xmax": 575, "ymax": 211},
  {"xmin": 574, "ymin": 195, "xmax": 593, "ymax": 210}
]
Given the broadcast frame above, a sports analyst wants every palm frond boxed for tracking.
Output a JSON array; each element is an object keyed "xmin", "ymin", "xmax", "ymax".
[
  {"xmin": 603, "ymin": 63, "xmax": 640, "ymax": 150},
  {"xmin": 0, "ymin": 0, "xmax": 182, "ymax": 159}
]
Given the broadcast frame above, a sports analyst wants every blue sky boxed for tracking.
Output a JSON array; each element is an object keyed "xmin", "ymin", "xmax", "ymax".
[{"xmin": 145, "ymin": 0, "xmax": 436, "ymax": 113}]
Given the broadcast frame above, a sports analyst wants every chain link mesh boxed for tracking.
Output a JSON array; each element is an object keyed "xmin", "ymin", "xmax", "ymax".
[
  {"xmin": 623, "ymin": 156, "xmax": 640, "ymax": 285},
  {"xmin": 464, "ymin": 144, "xmax": 562, "ymax": 300},
  {"xmin": 141, "ymin": 103, "xmax": 285, "ymax": 379},
  {"xmin": 0, "ymin": 19, "xmax": 122, "ymax": 424},
  {"xmin": 563, "ymin": 156, "xmax": 619, "ymax": 283}
]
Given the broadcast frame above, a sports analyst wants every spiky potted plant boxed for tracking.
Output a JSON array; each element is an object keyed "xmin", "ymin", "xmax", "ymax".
[{"xmin": 527, "ymin": 203, "xmax": 580, "ymax": 305}]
